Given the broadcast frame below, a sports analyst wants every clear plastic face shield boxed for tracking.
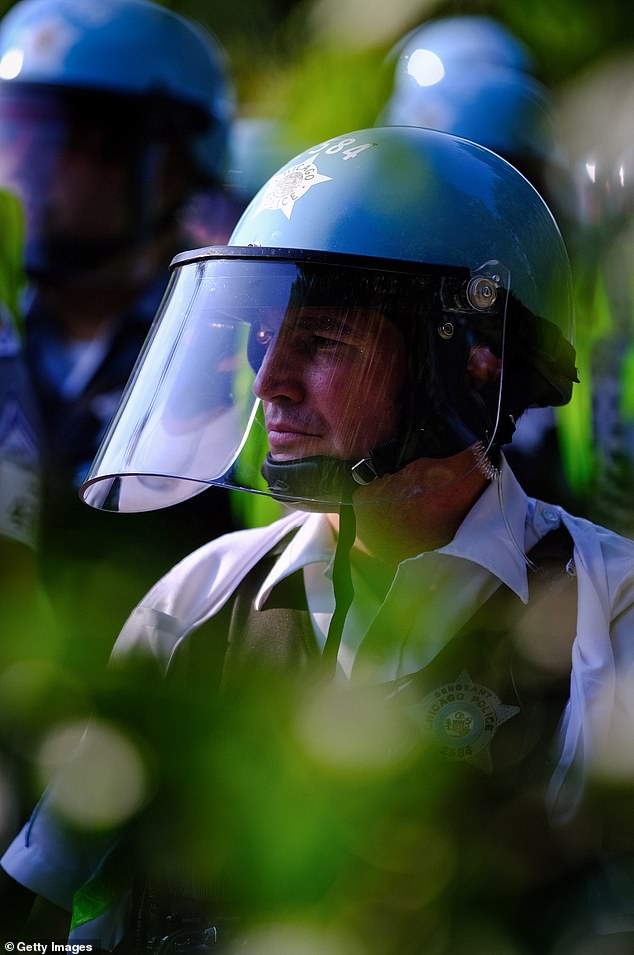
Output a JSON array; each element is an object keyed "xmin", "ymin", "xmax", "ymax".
[{"xmin": 80, "ymin": 248, "xmax": 516, "ymax": 513}]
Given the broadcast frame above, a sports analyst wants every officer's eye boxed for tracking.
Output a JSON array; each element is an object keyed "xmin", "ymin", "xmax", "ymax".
[
  {"xmin": 253, "ymin": 325, "xmax": 273, "ymax": 347},
  {"xmin": 311, "ymin": 334, "xmax": 342, "ymax": 350}
]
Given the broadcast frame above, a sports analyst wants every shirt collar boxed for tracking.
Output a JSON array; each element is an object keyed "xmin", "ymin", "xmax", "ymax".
[
  {"xmin": 254, "ymin": 511, "xmax": 335, "ymax": 610},
  {"xmin": 255, "ymin": 458, "xmax": 535, "ymax": 608},
  {"xmin": 438, "ymin": 458, "xmax": 534, "ymax": 602}
]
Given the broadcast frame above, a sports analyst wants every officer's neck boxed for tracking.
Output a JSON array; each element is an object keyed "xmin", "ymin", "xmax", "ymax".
[{"xmin": 330, "ymin": 447, "xmax": 490, "ymax": 570}]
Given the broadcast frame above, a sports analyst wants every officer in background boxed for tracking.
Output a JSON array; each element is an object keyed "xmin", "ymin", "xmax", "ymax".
[
  {"xmin": 0, "ymin": 0, "xmax": 239, "ymax": 672},
  {"xmin": 0, "ymin": 185, "xmax": 56, "ymax": 859},
  {"xmin": 0, "ymin": 186, "xmax": 39, "ymax": 578},
  {"xmin": 544, "ymin": 53, "xmax": 634, "ymax": 538},
  {"xmin": 378, "ymin": 15, "xmax": 578, "ymax": 511},
  {"xmin": 4, "ymin": 126, "xmax": 634, "ymax": 952},
  {"xmin": 379, "ymin": 14, "xmax": 556, "ymax": 193}
]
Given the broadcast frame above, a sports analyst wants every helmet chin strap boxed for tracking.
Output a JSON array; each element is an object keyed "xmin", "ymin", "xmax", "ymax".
[
  {"xmin": 260, "ymin": 423, "xmax": 465, "ymax": 504},
  {"xmin": 261, "ymin": 454, "xmax": 359, "ymax": 677},
  {"xmin": 261, "ymin": 453, "xmax": 360, "ymax": 507},
  {"xmin": 350, "ymin": 422, "xmax": 486, "ymax": 487},
  {"xmin": 322, "ymin": 489, "xmax": 357, "ymax": 678},
  {"xmin": 351, "ymin": 394, "xmax": 515, "ymax": 486}
]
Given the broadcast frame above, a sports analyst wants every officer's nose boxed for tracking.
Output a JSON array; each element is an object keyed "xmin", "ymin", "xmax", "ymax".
[{"xmin": 253, "ymin": 333, "xmax": 304, "ymax": 404}]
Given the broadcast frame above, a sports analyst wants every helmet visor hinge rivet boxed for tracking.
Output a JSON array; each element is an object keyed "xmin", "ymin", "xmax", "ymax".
[{"xmin": 467, "ymin": 276, "xmax": 498, "ymax": 310}]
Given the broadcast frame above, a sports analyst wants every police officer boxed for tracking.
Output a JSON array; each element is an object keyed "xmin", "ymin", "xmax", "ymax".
[
  {"xmin": 0, "ymin": 0, "xmax": 239, "ymax": 671},
  {"xmin": 545, "ymin": 54, "xmax": 634, "ymax": 537},
  {"xmin": 0, "ymin": 186, "xmax": 57, "ymax": 863},
  {"xmin": 4, "ymin": 127, "xmax": 634, "ymax": 951},
  {"xmin": 379, "ymin": 15, "xmax": 556, "ymax": 192},
  {"xmin": 0, "ymin": 187, "xmax": 39, "ymax": 572}
]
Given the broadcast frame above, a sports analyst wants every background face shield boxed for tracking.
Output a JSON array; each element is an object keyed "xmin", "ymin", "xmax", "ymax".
[
  {"xmin": 0, "ymin": 87, "xmax": 66, "ymax": 241},
  {"xmin": 0, "ymin": 85, "xmax": 168, "ymax": 278},
  {"xmin": 80, "ymin": 250, "xmax": 514, "ymax": 513}
]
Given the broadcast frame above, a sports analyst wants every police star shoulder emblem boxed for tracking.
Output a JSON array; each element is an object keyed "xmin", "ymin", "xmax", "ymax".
[
  {"xmin": 415, "ymin": 670, "xmax": 520, "ymax": 771},
  {"xmin": 255, "ymin": 159, "xmax": 331, "ymax": 220}
]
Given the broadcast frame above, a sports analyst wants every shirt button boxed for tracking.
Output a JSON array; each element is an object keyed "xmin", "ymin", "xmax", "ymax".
[{"xmin": 542, "ymin": 508, "xmax": 559, "ymax": 525}]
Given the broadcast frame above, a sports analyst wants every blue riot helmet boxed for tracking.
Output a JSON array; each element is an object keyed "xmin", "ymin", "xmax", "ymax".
[
  {"xmin": 380, "ymin": 16, "xmax": 555, "ymax": 192},
  {"xmin": 0, "ymin": 0, "xmax": 233, "ymax": 281},
  {"xmin": 80, "ymin": 126, "xmax": 576, "ymax": 513}
]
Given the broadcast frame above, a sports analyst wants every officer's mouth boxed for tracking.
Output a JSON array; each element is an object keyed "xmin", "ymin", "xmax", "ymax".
[{"xmin": 266, "ymin": 423, "xmax": 323, "ymax": 459}]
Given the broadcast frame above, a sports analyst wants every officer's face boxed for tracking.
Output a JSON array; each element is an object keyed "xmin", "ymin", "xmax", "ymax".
[
  {"xmin": 253, "ymin": 307, "xmax": 406, "ymax": 462},
  {"xmin": 0, "ymin": 91, "xmax": 181, "ymax": 261},
  {"xmin": 0, "ymin": 105, "xmax": 126, "ymax": 239}
]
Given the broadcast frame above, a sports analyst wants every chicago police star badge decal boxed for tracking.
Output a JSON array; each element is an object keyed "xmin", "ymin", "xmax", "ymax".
[
  {"xmin": 415, "ymin": 670, "xmax": 520, "ymax": 770},
  {"xmin": 255, "ymin": 158, "xmax": 331, "ymax": 219}
]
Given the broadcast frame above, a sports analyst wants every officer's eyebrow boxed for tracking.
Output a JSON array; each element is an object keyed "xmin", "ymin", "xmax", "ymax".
[{"xmin": 292, "ymin": 306, "xmax": 387, "ymax": 339}]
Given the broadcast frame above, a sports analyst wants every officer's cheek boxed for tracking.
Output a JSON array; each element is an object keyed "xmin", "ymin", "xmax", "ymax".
[{"xmin": 466, "ymin": 344, "xmax": 502, "ymax": 389}]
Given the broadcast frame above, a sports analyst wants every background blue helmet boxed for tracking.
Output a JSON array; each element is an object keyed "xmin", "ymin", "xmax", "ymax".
[
  {"xmin": 379, "ymin": 16, "xmax": 555, "ymax": 183},
  {"xmin": 0, "ymin": 0, "xmax": 234, "ymax": 279},
  {"xmin": 0, "ymin": 0, "xmax": 234, "ymax": 183},
  {"xmin": 387, "ymin": 15, "xmax": 534, "ymax": 76}
]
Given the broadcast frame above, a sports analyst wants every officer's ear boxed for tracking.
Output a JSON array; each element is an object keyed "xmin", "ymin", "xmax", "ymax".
[{"xmin": 466, "ymin": 344, "xmax": 502, "ymax": 389}]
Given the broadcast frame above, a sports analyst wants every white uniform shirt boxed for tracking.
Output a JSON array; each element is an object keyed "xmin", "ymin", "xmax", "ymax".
[{"xmin": 3, "ymin": 461, "xmax": 634, "ymax": 944}]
